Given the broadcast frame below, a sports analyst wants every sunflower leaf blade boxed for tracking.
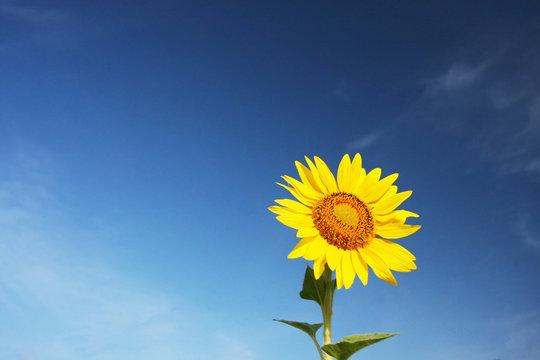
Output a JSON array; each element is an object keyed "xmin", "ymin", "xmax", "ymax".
[
  {"xmin": 321, "ymin": 333, "xmax": 398, "ymax": 360},
  {"xmin": 299, "ymin": 265, "xmax": 335, "ymax": 307},
  {"xmin": 273, "ymin": 319, "xmax": 323, "ymax": 338}
]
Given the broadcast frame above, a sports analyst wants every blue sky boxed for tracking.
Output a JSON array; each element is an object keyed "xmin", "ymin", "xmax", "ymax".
[{"xmin": 1, "ymin": 1, "xmax": 539, "ymax": 359}]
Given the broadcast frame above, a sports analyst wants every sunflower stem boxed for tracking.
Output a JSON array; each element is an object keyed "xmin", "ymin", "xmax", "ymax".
[{"xmin": 321, "ymin": 266, "xmax": 336, "ymax": 360}]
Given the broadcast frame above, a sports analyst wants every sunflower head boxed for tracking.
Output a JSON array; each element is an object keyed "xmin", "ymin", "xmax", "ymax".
[{"xmin": 269, "ymin": 154, "xmax": 420, "ymax": 289}]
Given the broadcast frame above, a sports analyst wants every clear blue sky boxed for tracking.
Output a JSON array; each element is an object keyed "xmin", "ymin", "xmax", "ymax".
[{"xmin": 1, "ymin": 1, "xmax": 539, "ymax": 359}]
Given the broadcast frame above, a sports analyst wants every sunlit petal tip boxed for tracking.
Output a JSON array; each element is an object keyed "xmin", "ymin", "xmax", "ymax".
[
  {"xmin": 352, "ymin": 153, "xmax": 362, "ymax": 166},
  {"xmin": 280, "ymin": 175, "xmax": 294, "ymax": 184},
  {"xmin": 275, "ymin": 199, "xmax": 312, "ymax": 215},
  {"xmin": 314, "ymin": 156, "xmax": 338, "ymax": 192},
  {"xmin": 302, "ymin": 156, "xmax": 329, "ymax": 193},
  {"xmin": 341, "ymin": 253, "xmax": 355, "ymax": 289},
  {"xmin": 352, "ymin": 251, "xmax": 369, "ymax": 285},
  {"xmin": 336, "ymin": 268, "xmax": 344, "ymax": 289},
  {"xmin": 337, "ymin": 154, "xmax": 353, "ymax": 191},
  {"xmin": 267, "ymin": 206, "xmax": 282, "ymax": 214},
  {"xmin": 370, "ymin": 167, "xmax": 382, "ymax": 176},
  {"xmin": 276, "ymin": 182, "xmax": 289, "ymax": 189},
  {"xmin": 377, "ymin": 223, "xmax": 421, "ymax": 239},
  {"xmin": 313, "ymin": 254, "xmax": 327, "ymax": 279},
  {"xmin": 287, "ymin": 238, "xmax": 313, "ymax": 259},
  {"xmin": 407, "ymin": 225, "xmax": 422, "ymax": 236}
]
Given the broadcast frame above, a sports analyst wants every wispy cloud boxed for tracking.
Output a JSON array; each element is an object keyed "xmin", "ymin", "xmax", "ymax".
[
  {"xmin": 0, "ymin": 2, "xmax": 69, "ymax": 23},
  {"xmin": 347, "ymin": 130, "xmax": 383, "ymax": 151},
  {"xmin": 0, "ymin": 1, "xmax": 77, "ymax": 51},
  {"xmin": 495, "ymin": 311, "xmax": 540, "ymax": 360},
  {"xmin": 515, "ymin": 214, "xmax": 540, "ymax": 251},
  {"xmin": 488, "ymin": 85, "xmax": 526, "ymax": 110},
  {"xmin": 414, "ymin": 41, "xmax": 540, "ymax": 178},
  {"xmin": 425, "ymin": 62, "xmax": 487, "ymax": 94},
  {"xmin": 0, "ymin": 141, "xmax": 256, "ymax": 360}
]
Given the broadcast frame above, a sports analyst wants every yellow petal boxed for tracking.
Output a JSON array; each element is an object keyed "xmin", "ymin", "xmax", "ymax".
[
  {"xmin": 378, "ymin": 185, "xmax": 397, "ymax": 202},
  {"xmin": 376, "ymin": 223, "xmax": 421, "ymax": 239},
  {"xmin": 363, "ymin": 173, "xmax": 399, "ymax": 204},
  {"xmin": 341, "ymin": 252, "xmax": 355, "ymax": 289},
  {"xmin": 371, "ymin": 238, "xmax": 416, "ymax": 260},
  {"xmin": 351, "ymin": 251, "xmax": 368, "ymax": 285},
  {"xmin": 368, "ymin": 239, "xmax": 416, "ymax": 272},
  {"xmin": 268, "ymin": 205, "xmax": 302, "ymax": 216},
  {"xmin": 277, "ymin": 183, "xmax": 314, "ymax": 206},
  {"xmin": 287, "ymin": 237, "xmax": 315, "ymax": 258},
  {"xmin": 351, "ymin": 153, "xmax": 363, "ymax": 173},
  {"xmin": 325, "ymin": 246, "xmax": 343, "ymax": 271},
  {"xmin": 337, "ymin": 154, "xmax": 352, "ymax": 192},
  {"xmin": 295, "ymin": 161, "xmax": 324, "ymax": 193},
  {"xmin": 375, "ymin": 210, "xmax": 419, "ymax": 225},
  {"xmin": 304, "ymin": 156, "xmax": 329, "ymax": 194},
  {"xmin": 297, "ymin": 227, "xmax": 319, "ymax": 238},
  {"xmin": 372, "ymin": 190, "xmax": 412, "ymax": 215},
  {"xmin": 303, "ymin": 237, "xmax": 327, "ymax": 260},
  {"xmin": 275, "ymin": 199, "xmax": 312, "ymax": 214},
  {"xmin": 336, "ymin": 263, "xmax": 344, "ymax": 289},
  {"xmin": 313, "ymin": 254, "xmax": 327, "ymax": 279},
  {"xmin": 314, "ymin": 156, "xmax": 338, "ymax": 193},
  {"xmin": 354, "ymin": 168, "xmax": 381, "ymax": 199},
  {"xmin": 276, "ymin": 214, "xmax": 314, "ymax": 229},
  {"xmin": 282, "ymin": 175, "xmax": 322, "ymax": 201},
  {"xmin": 349, "ymin": 154, "xmax": 366, "ymax": 192},
  {"xmin": 359, "ymin": 247, "xmax": 397, "ymax": 286}
]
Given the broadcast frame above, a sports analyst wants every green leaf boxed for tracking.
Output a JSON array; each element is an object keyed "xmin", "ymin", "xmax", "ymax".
[
  {"xmin": 273, "ymin": 319, "xmax": 323, "ymax": 338},
  {"xmin": 321, "ymin": 333, "xmax": 398, "ymax": 360},
  {"xmin": 299, "ymin": 265, "xmax": 336, "ymax": 307}
]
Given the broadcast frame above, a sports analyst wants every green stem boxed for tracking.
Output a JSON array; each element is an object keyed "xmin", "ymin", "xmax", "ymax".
[
  {"xmin": 311, "ymin": 335, "xmax": 325, "ymax": 360},
  {"xmin": 321, "ymin": 266, "xmax": 336, "ymax": 360}
]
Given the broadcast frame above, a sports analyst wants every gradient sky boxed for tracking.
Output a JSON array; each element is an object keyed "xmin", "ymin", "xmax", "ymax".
[{"xmin": 1, "ymin": 1, "xmax": 539, "ymax": 359}]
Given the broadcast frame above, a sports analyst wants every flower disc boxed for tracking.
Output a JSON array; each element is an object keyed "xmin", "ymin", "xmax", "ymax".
[{"xmin": 312, "ymin": 192, "xmax": 374, "ymax": 250}]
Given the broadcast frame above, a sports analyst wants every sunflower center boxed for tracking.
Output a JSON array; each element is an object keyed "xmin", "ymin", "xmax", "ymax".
[
  {"xmin": 333, "ymin": 203, "xmax": 359, "ymax": 226},
  {"xmin": 312, "ymin": 192, "xmax": 374, "ymax": 250}
]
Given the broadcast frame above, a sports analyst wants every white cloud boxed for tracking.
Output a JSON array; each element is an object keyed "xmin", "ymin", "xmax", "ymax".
[
  {"xmin": 414, "ymin": 46, "xmax": 540, "ymax": 178},
  {"xmin": 515, "ymin": 214, "xmax": 540, "ymax": 251},
  {"xmin": 488, "ymin": 85, "xmax": 525, "ymax": 109},
  {"xmin": 347, "ymin": 131, "xmax": 383, "ymax": 151},
  {"xmin": 425, "ymin": 62, "xmax": 487, "ymax": 94},
  {"xmin": 0, "ymin": 2, "xmax": 69, "ymax": 23}
]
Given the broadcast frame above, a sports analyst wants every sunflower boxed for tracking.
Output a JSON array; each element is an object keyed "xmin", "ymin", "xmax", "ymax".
[{"xmin": 269, "ymin": 154, "xmax": 420, "ymax": 289}]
